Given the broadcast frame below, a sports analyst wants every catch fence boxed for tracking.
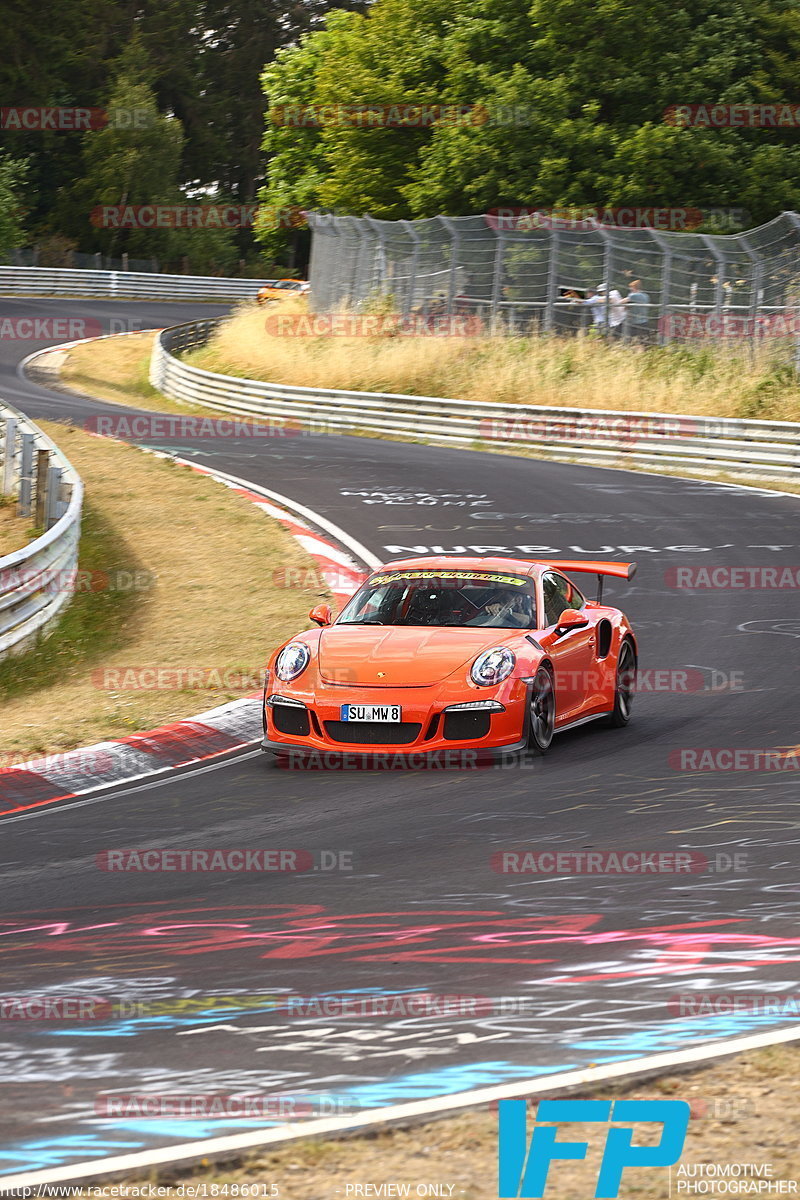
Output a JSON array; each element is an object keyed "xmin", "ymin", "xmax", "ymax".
[{"xmin": 307, "ymin": 211, "xmax": 800, "ymax": 352}]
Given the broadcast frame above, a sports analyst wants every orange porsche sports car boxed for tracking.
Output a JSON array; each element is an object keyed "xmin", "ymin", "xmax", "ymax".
[
  {"xmin": 261, "ymin": 555, "xmax": 638, "ymax": 761},
  {"xmin": 256, "ymin": 279, "xmax": 310, "ymax": 304}
]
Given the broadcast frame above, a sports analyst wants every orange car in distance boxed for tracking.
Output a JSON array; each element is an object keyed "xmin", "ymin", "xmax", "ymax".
[
  {"xmin": 262, "ymin": 555, "xmax": 638, "ymax": 762},
  {"xmin": 256, "ymin": 279, "xmax": 310, "ymax": 304}
]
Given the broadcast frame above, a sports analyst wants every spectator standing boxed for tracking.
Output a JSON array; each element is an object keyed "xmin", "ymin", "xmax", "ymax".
[
  {"xmin": 622, "ymin": 279, "xmax": 652, "ymax": 344},
  {"xmin": 578, "ymin": 282, "xmax": 626, "ymax": 335}
]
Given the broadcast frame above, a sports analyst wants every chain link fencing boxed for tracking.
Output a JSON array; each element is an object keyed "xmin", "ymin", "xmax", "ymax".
[{"xmin": 307, "ymin": 211, "xmax": 800, "ymax": 357}]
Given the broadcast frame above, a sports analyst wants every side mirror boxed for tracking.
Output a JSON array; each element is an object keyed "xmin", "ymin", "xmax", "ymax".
[
  {"xmin": 555, "ymin": 608, "xmax": 590, "ymax": 635},
  {"xmin": 309, "ymin": 603, "xmax": 332, "ymax": 627}
]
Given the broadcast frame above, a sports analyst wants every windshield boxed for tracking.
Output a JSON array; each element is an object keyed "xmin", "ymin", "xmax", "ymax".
[{"xmin": 337, "ymin": 570, "xmax": 536, "ymax": 628}]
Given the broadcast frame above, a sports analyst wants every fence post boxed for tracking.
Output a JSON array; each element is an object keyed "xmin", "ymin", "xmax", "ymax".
[
  {"xmin": 439, "ymin": 216, "xmax": 461, "ymax": 314},
  {"xmin": 599, "ymin": 228, "xmax": 614, "ymax": 338},
  {"xmin": 364, "ymin": 216, "xmax": 388, "ymax": 304},
  {"xmin": 401, "ymin": 220, "xmax": 420, "ymax": 316},
  {"xmin": 341, "ymin": 217, "xmax": 361, "ymax": 310},
  {"xmin": 738, "ymin": 234, "xmax": 761, "ymax": 362},
  {"xmin": 35, "ymin": 448, "xmax": 49, "ymax": 528},
  {"xmin": 2, "ymin": 417, "xmax": 18, "ymax": 494},
  {"xmin": 543, "ymin": 230, "xmax": 559, "ymax": 333},
  {"xmin": 490, "ymin": 228, "xmax": 506, "ymax": 330},
  {"xmin": 700, "ymin": 235, "xmax": 725, "ymax": 318},
  {"xmin": 18, "ymin": 432, "xmax": 34, "ymax": 517}
]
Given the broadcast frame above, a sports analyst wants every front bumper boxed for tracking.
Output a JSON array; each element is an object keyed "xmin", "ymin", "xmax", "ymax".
[
  {"xmin": 260, "ymin": 733, "xmax": 529, "ymax": 765},
  {"xmin": 261, "ymin": 678, "xmax": 531, "ymax": 762}
]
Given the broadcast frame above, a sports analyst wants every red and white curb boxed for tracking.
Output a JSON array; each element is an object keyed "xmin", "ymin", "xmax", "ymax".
[{"xmin": 1, "ymin": 361, "xmax": 376, "ymax": 814}]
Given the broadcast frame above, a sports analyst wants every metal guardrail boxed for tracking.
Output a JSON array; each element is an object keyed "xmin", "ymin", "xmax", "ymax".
[
  {"xmin": 0, "ymin": 266, "xmax": 278, "ymax": 301},
  {"xmin": 0, "ymin": 402, "xmax": 83, "ymax": 660},
  {"xmin": 149, "ymin": 320, "xmax": 800, "ymax": 481}
]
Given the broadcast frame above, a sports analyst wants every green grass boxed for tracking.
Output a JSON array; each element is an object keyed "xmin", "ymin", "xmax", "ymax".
[{"xmin": 0, "ymin": 500, "xmax": 147, "ymax": 702}]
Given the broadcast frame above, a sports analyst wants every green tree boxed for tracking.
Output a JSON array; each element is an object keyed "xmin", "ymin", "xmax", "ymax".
[
  {"xmin": 0, "ymin": 156, "xmax": 29, "ymax": 255},
  {"xmin": 62, "ymin": 39, "xmax": 232, "ymax": 269},
  {"xmin": 257, "ymin": 0, "xmax": 800, "ymax": 231}
]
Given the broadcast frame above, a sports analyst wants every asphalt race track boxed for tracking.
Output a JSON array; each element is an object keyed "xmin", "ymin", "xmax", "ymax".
[{"xmin": 1, "ymin": 299, "xmax": 799, "ymax": 1178}]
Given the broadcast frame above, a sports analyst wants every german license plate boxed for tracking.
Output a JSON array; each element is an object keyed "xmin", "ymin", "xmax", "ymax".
[{"xmin": 340, "ymin": 704, "xmax": 401, "ymax": 722}]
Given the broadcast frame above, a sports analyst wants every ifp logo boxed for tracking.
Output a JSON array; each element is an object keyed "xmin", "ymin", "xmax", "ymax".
[{"xmin": 498, "ymin": 1098, "xmax": 690, "ymax": 1197}]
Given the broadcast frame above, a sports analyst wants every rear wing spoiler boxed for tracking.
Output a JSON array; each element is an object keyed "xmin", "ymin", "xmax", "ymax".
[{"xmin": 533, "ymin": 559, "xmax": 637, "ymax": 604}]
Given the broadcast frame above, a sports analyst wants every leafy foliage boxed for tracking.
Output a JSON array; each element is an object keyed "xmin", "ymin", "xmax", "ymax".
[
  {"xmin": 0, "ymin": 155, "xmax": 28, "ymax": 255},
  {"xmin": 257, "ymin": 0, "xmax": 800, "ymax": 248}
]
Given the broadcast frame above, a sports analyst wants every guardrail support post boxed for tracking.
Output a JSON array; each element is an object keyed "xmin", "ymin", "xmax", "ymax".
[
  {"xmin": 45, "ymin": 465, "xmax": 62, "ymax": 530},
  {"xmin": 18, "ymin": 432, "xmax": 34, "ymax": 516},
  {"xmin": 35, "ymin": 448, "xmax": 49, "ymax": 528},
  {"xmin": 2, "ymin": 418, "xmax": 17, "ymax": 494}
]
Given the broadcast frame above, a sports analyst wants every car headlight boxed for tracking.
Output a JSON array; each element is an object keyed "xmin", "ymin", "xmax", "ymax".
[
  {"xmin": 471, "ymin": 647, "xmax": 516, "ymax": 687},
  {"xmin": 275, "ymin": 642, "xmax": 311, "ymax": 682}
]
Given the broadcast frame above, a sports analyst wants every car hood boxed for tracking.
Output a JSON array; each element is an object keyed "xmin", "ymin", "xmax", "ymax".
[{"xmin": 318, "ymin": 625, "xmax": 519, "ymax": 687}]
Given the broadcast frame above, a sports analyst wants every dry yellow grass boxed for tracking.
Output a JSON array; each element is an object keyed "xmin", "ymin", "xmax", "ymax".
[
  {"xmin": 0, "ymin": 500, "xmax": 33, "ymax": 556},
  {"xmin": 59, "ymin": 332, "xmax": 203, "ymax": 415},
  {"xmin": 0, "ymin": 421, "xmax": 331, "ymax": 761},
  {"xmin": 57, "ymin": 323, "xmax": 800, "ymax": 502},
  {"xmin": 187, "ymin": 298, "xmax": 800, "ymax": 423},
  {"xmin": 61, "ymin": 1042, "xmax": 800, "ymax": 1198}
]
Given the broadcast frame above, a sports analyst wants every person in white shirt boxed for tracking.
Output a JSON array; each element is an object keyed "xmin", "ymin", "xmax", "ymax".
[{"xmin": 579, "ymin": 283, "xmax": 626, "ymax": 335}]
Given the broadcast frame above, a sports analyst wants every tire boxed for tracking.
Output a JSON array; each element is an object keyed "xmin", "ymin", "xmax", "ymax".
[
  {"xmin": 607, "ymin": 638, "xmax": 636, "ymax": 727},
  {"xmin": 527, "ymin": 665, "xmax": 556, "ymax": 755}
]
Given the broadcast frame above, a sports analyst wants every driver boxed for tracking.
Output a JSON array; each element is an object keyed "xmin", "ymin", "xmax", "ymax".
[{"xmin": 469, "ymin": 588, "xmax": 533, "ymax": 628}]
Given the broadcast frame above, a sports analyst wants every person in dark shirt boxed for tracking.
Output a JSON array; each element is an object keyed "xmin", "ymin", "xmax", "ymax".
[{"xmin": 622, "ymin": 279, "xmax": 652, "ymax": 344}]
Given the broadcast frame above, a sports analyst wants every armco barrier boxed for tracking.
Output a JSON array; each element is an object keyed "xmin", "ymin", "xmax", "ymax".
[
  {"xmin": 0, "ymin": 265, "xmax": 276, "ymax": 301},
  {"xmin": 150, "ymin": 319, "xmax": 800, "ymax": 481},
  {"xmin": 0, "ymin": 401, "xmax": 83, "ymax": 659}
]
